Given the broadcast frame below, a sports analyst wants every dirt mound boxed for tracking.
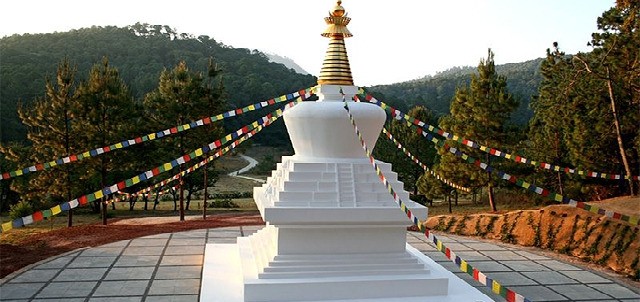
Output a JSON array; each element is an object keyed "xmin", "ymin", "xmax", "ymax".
[{"xmin": 425, "ymin": 198, "xmax": 639, "ymax": 280}]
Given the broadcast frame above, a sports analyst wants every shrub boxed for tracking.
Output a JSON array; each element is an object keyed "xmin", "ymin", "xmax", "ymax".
[
  {"xmin": 9, "ymin": 201, "xmax": 33, "ymax": 220},
  {"xmin": 209, "ymin": 198, "xmax": 239, "ymax": 208}
]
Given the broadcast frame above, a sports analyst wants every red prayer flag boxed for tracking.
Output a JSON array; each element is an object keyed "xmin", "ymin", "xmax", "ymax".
[{"xmin": 33, "ymin": 211, "xmax": 44, "ymax": 222}]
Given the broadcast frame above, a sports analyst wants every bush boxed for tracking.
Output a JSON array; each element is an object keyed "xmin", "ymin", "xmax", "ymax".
[
  {"xmin": 209, "ymin": 198, "xmax": 239, "ymax": 208},
  {"xmin": 9, "ymin": 201, "xmax": 33, "ymax": 220},
  {"xmin": 209, "ymin": 191, "xmax": 252, "ymax": 199}
]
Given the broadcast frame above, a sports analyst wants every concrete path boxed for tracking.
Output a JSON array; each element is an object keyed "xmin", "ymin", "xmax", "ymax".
[
  {"xmin": 227, "ymin": 155, "xmax": 266, "ymax": 183},
  {"xmin": 1, "ymin": 227, "xmax": 638, "ymax": 301},
  {"xmin": 227, "ymin": 155, "xmax": 258, "ymax": 176}
]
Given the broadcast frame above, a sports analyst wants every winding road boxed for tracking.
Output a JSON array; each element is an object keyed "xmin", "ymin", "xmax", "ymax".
[{"xmin": 227, "ymin": 154, "xmax": 265, "ymax": 183}]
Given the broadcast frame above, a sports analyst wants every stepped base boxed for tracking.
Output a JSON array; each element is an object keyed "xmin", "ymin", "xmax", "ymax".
[{"xmin": 200, "ymin": 227, "xmax": 494, "ymax": 302}]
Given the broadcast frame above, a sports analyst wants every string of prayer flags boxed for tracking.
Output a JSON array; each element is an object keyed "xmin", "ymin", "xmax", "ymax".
[
  {"xmin": 356, "ymin": 93, "xmax": 639, "ymax": 182},
  {"xmin": 343, "ymin": 99, "xmax": 530, "ymax": 302},
  {"xmin": 0, "ymin": 87, "xmax": 315, "ymax": 181},
  {"xmin": 0, "ymin": 100, "xmax": 301, "ymax": 233}
]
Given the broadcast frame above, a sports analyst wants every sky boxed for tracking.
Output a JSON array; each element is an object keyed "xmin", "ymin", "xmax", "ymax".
[{"xmin": 1, "ymin": 0, "xmax": 615, "ymax": 86}]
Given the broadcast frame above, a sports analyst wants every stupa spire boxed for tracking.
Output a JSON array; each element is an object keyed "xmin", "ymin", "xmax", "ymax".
[{"xmin": 318, "ymin": 1, "xmax": 354, "ymax": 86}]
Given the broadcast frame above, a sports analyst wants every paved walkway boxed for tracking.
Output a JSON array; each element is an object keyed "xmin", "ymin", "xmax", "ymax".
[{"xmin": 1, "ymin": 226, "xmax": 638, "ymax": 301}]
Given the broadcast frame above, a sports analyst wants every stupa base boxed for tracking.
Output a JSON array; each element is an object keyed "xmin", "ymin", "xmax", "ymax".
[{"xmin": 200, "ymin": 229, "xmax": 494, "ymax": 302}]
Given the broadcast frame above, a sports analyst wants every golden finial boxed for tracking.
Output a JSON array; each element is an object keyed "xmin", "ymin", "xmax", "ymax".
[
  {"xmin": 318, "ymin": 1, "xmax": 354, "ymax": 86},
  {"xmin": 332, "ymin": 1, "xmax": 345, "ymax": 17}
]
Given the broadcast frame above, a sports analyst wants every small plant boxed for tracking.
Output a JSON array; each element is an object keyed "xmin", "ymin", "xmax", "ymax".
[
  {"xmin": 9, "ymin": 201, "xmax": 33, "ymax": 220},
  {"xmin": 210, "ymin": 198, "xmax": 239, "ymax": 208},
  {"xmin": 614, "ymin": 225, "xmax": 632, "ymax": 256},
  {"xmin": 455, "ymin": 215, "xmax": 469, "ymax": 235},
  {"xmin": 433, "ymin": 217, "xmax": 446, "ymax": 231},
  {"xmin": 444, "ymin": 217, "xmax": 457, "ymax": 232},
  {"xmin": 485, "ymin": 216, "xmax": 498, "ymax": 234},
  {"xmin": 587, "ymin": 232, "xmax": 605, "ymax": 256},
  {"xmin": 546, "ymin": 214, "xmax": 564, "ymax": 249},
  {"xmin": 474, "ymin": 216, "xmax": 483, "ymax": 236},
  {"xmin": 527, "ymin": 211, "xmax": 542, "ymax": 247},
  {"xmin": 500, "ymin": 213, "xmax": 520, "ymax": 244}
]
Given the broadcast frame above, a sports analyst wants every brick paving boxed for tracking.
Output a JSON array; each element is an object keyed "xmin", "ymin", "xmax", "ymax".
[{"xmin": 1, "ymin": 226, "xmax": 638, "ymax": 301}]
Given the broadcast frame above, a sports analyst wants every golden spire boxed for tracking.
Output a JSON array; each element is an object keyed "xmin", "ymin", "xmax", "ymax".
[{"xmin": 318, "ymin": 0, "xmax": 354, "ymax": 86}]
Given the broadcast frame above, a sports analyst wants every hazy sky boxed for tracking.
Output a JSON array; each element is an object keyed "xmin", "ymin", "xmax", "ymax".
[{"xmin": 1, "ymin": 0, "xmax": 615, "ymax": 86}]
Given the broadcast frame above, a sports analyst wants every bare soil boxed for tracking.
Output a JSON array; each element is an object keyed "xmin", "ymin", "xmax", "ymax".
[
  {"xmin": 425, "ymin": 196, "xmax": 640, "ymax": 280},
  {"xmin": 0, "ymin": 212, "xmax": 264, "ymax": 279}
]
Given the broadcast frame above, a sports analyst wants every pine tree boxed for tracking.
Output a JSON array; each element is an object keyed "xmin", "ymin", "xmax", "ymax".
[
  {"xmin": 437, "ymin": 49, "xmax": 518, "ymax": 211},
  {"xmin": 389, "ymin": 106, "xmax": 437, "ymax": 195},
  {"xmin": 74, "ymin": 57, "xmax": 138, "ymax": 222},
  {"xmin": 7, "ymin": 59, "xmax": 83, "ymax": 215},
  {"xmin": 143, "ymin": 60, "xmax": 224, "ymax": 219},
  {"xmin": 579, "ymin": 1, "xmax": 639, "ymax": 195},
  {"xmin": 527, "ymin": 44, "xmax": 575, "ymax": 195},
  {"xmin": 530, "ymin": 2, "xmax": 639, "ymax": 198}
]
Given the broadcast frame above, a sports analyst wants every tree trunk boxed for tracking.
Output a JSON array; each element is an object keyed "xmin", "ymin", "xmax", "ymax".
[
  {"xmin": 153, "ymin": 191, "xmax": 160, "ymax": 211},
  {"xmin": 129, "ymin": 196, "xmax": 137, "ymax": 211},
  {"xmin": 179, "ymin": 178, "xmax": 185, "ymax": 221},
  {"xmin": 185, "ymin": 187, "xmax": 192, "ymax": 211},
  {"xmin": 101, "ymin": 198, "xmax": 108, "ymax": 225},
  {"xmin": 143, "ymin": 194, "xmax": 148, "ymax": 211},
  {"xmin": 606, "ymin": 67, "xmax": 636, "ymax": 195},
  {"xmin": 203, "ymin": 166, "xmax": 208, "ymax": 219},
  {"xmin": 447, "ymin": 194, "xmax": 452, "ymax": 213},
  {"xmin": 486, "ymin": 154, "xmax": 497, "ymax": 212},
  {"xmin": 556, "ymin": 171, "xmax": 564, "ymax": 196},
  {"xmin": 172, "ymin": 190, "xmax": 178, "ymax": 211}
]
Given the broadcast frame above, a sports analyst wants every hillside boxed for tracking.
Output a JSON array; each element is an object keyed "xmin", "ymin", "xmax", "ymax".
[
  {"xmin": 0, "ymin": 23, "xmax": 317, "ymax": 143},
  {"xmin": 368, "ymin": 58, "xmax": 543, "ymax": 124},
  {"xmin": 265, "ymin": 53, "xmax": 310, "ymax": 75}
]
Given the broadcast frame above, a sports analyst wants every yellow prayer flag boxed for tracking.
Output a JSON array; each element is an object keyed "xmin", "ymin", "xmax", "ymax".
[
  {"xmin": 163, "ymin": 163, "xmax": 172, "ymax": 171},
  {"xmin": 2, "ymin": 222, "xmax": 13, "ymax": 232},
  {"xmin": 216, "ymin": 114, "xmax": 224, "ymax": 120},
  {"xmin": 115, "ymin": 143, "xmax": 123, "ymax": 149},
  {"xmin": 460, "ymin": 260, "xmax": 468, "ymax": 272},
  {"xmin": 248, "ymin": 105, "xmax": 255, "ymax": 111},
  {"xmin": 629, "ymin": 216, "xmax": 639, "ymax": 226},
  {"xmin": 15, "ymin": 170, "xmax": 23, "ymax": 176},
  {"xmin": 132, "ymin": 176, "xmax": 141, "ymax": 184},
  {"xmin": 95, "ymin": 190, "xmax": 104, "ymax": 200},
  {"xmin": 224, "ymin": 134, "xmax": 232, "ymax": 142},
  {"xmin": 195, "ymin": 149, "xmax": 204, "ymax": 157},
  {"xmin": 183, "ymin": 124, "xmax": 190, "ymax": 130},
  {"xmin": 149, "ymin": 133, "xmax": 156, "ymax": 140},
  {"xmin": 51, "ymin": 205, "xmax": 62, "ymax": 215},
  {"xmin": 252, "ymin": 121, "xmax": 259, "ymax": 128},
  {"xmin": 492, "ymin": 280, "xmax": 501, "ymax": 294},
  {"xmin": 83, "ymin": 151, "xmax": 91, "ymax": 157}
]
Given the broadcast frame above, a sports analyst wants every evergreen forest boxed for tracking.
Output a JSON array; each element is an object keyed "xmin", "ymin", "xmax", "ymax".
[{"xmin": 0, "ymin": 2, "xmax": 638, "ymax": 216}]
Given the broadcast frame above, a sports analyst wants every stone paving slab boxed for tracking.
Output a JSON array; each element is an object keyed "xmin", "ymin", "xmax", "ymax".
[{"xmin": 1, "ymin": 226, "xmax": 638, "ymax": 302}]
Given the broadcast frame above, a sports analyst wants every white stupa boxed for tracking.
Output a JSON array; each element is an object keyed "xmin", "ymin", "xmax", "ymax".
[{"xmin": 201, "ymin": 1, "xmax": 493, "ymax": 301}]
